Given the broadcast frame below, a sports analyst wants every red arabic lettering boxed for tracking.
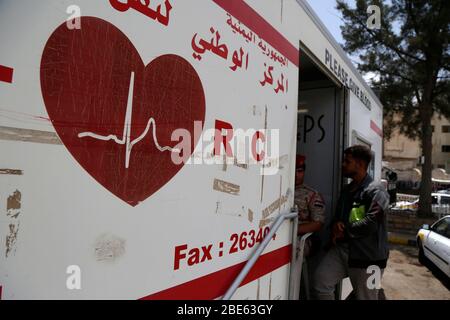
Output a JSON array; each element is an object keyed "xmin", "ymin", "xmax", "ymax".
[
  {"xmin": 260, "ymin": 64, "xmax": 288, "ymax": 95},
  {"xmin": 192, "ymin": 27, "xmax": 249, "ymax": 72},
  {"xmin": 109, "ymin": 0, "xmax": 172, "ymax": 26}
]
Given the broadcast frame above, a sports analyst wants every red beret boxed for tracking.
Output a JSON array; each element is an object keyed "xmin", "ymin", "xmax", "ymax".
[{"xmin": 296, "ymin": 155, "xmax": 306, "ymax": 168}]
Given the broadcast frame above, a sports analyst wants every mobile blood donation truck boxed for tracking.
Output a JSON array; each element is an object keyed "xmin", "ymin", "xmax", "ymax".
[{"xmin": 0, "ymin": 0, "xmax": 384, "ymax": 299}]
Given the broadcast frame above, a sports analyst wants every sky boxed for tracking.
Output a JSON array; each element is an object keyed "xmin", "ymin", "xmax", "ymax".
[
  {"xmin": 305, "ymin": 0, "xmax": 346, "ymax": 45},
  {"xmin": 305, "ymin": 0, "xmax": 377, "ymax": 82}
]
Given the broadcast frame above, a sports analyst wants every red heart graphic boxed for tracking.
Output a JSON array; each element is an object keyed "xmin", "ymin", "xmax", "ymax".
[{"xmin": 40, "ymin": 17, "xmax": 206, "ymax": 206}]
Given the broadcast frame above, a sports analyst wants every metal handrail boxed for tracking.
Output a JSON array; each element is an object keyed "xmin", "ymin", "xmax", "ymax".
[
  {"xmin": 296, "ymin": 232, "xmax": 313, "ymax": 299},
  {"xmin": 222, "ymin": 209, "xmax": 299, "ymax": 300}
]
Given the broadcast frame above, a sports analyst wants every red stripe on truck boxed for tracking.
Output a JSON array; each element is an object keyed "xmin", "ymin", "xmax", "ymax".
[
  {"xmin": 141, "ymin": 244, "xmax": 292, "ymax": 300},
  {"xmin": 370, "ymin": 120, "xmax": 383, "ymax": 138},
  {"xmin": 212, "ymin": 0, "xmax": 299, "ymax": 67},
  {"xmin": 0, "ymin": 65, "xmax": 14, "ymax": 83}
]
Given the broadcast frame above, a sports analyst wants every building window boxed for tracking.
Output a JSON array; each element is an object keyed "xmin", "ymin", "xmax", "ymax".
[
  {"xmin": 442, "ymin": 125, "xmax": 450, "ymax": 133},
  {"xmin": 432, "ymin": 125, "xmax": 435, "ymax": 132},
  {"xmin": 442, "ymin": 145, "xmax": 450, "ymax": 153}
]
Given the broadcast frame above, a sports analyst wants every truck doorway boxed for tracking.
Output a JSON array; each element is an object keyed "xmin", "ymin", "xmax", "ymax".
[
  {"xmin": 296, "ymin": 46, "xmax": 345, "ymax": 243},
  {"xmin": 295, "ymin": 45, "xmax": 347, "ymax": 299}
]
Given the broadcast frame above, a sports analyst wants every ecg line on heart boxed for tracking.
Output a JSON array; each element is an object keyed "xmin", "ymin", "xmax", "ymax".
[{"xmin": 78, "ymin": 72, "xmax": 180, "ymax": 169}]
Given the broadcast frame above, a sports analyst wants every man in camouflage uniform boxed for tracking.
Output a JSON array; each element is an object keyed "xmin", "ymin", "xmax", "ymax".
[{"xmin": 295, "ymin": 155, "xmax": 326, "ymax": 257}]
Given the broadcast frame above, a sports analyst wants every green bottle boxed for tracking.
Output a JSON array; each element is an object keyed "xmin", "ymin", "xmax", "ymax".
[{"xmin": 349, "ymin": 203, "xmax": 366, "ymax": 223}]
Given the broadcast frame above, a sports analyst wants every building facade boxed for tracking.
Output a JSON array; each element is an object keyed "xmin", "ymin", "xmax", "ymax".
[{"xmin": 384, "ymin": 114, "xmax": 450, "ymax": 173}]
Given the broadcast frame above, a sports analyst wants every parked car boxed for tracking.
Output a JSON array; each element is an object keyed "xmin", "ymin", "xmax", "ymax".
[
  {"xmin": 432, "ymin": 193, "xmax": 450, "ymax": 218},
  {"xmin": 417, "ymin": 215, "xmax": 450, "ymax": 278},
  {"xmin": 432, "ymin": 193, "xmax": 450, "ymax": 203}
]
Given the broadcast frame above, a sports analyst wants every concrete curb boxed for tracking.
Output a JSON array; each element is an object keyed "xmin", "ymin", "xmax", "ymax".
[{"xmin": 388, "ymin": 234, "xmax": 417, "ymax": 247}]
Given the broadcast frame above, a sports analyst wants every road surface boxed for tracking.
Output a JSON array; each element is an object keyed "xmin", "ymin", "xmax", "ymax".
[{"xmin": 382, "ymin": 244, "xmax": 450, "ymax": 300}]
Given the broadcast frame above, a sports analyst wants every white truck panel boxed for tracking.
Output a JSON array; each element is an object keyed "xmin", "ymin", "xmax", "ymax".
[{"xmin": 0, "ymin": 0, "xmax": 383, "ymax": 299}]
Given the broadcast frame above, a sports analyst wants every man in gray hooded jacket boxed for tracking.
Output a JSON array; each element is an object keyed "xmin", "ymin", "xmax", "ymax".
[{"xmin": 313, "ymin": 145, "xmax": 390, "ymax": 300}]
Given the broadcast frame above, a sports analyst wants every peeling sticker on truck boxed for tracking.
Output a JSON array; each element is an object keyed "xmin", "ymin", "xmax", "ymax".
[
  {"xmin": 261, "ymin": 194, "xmax": 288, "ymax": 219},
  {"xmin": 5, "ymin": 190, "xmax": 21, "ymax": 258},
  {"xmin": 248, "ymin": 209, "xmax": 254, "ymax": 223},
  {"xmin": 263, "ymin": 154, "xmax": 288, "ymax": 170},
  {"xmin": 7, "ymin": 190, "xmax": 21, "ymax": 213},
  {"xmin": 0, "ymin": 169, "xmax": 23, "ymax": 175},
  {"xmin": 0, "ymin": 126, "xmax": 61, "ymax": 145},
  {"xmin": 6, "ymin": 223, "xmax": 20, "ymax": 258},
  {"xmin": 259, "ymin": 217, "xmax": 274, "ymax": 228},
  {"xmin": 94, "ymin": 234, "xmax": 126, "ymax": 262},
  {"xmin": 213, "ymin": 178, "xmax": 240, "ymax": 196},
  {"xmin": 277, "ymin": 154, "xmax": 289, "ymax": 169},
  {"xmin": 234, "ymin": 158, "xmax": 249, "ymax": 170},
  {"xmin": 217, "ymin": 157, "xmax": 250, "ymax": 170}
]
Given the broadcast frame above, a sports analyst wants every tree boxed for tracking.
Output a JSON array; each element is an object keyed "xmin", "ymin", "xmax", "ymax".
[{"xmin": 336, "ymin": 0, "xmax": 450, "ymax": 217}]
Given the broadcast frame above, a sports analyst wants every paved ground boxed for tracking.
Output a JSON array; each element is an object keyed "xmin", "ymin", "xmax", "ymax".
[{"xmin": 382, "ymin": 244, "xmax": 450, "ymax": 300}]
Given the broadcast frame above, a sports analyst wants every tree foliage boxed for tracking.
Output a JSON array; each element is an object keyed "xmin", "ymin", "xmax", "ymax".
[
  {"xmin": 336, "ymin": 0, "xmax": 450, "ymax": 216},
  {"xmin": 337, "ymin": 0, "xmax": 449, "ymax": 137}
]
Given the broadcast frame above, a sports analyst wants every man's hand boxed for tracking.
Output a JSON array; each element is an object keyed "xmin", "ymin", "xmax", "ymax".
[{"xmin": 331, "ymin": 222, "xmax": 345, "ymax": 245}]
